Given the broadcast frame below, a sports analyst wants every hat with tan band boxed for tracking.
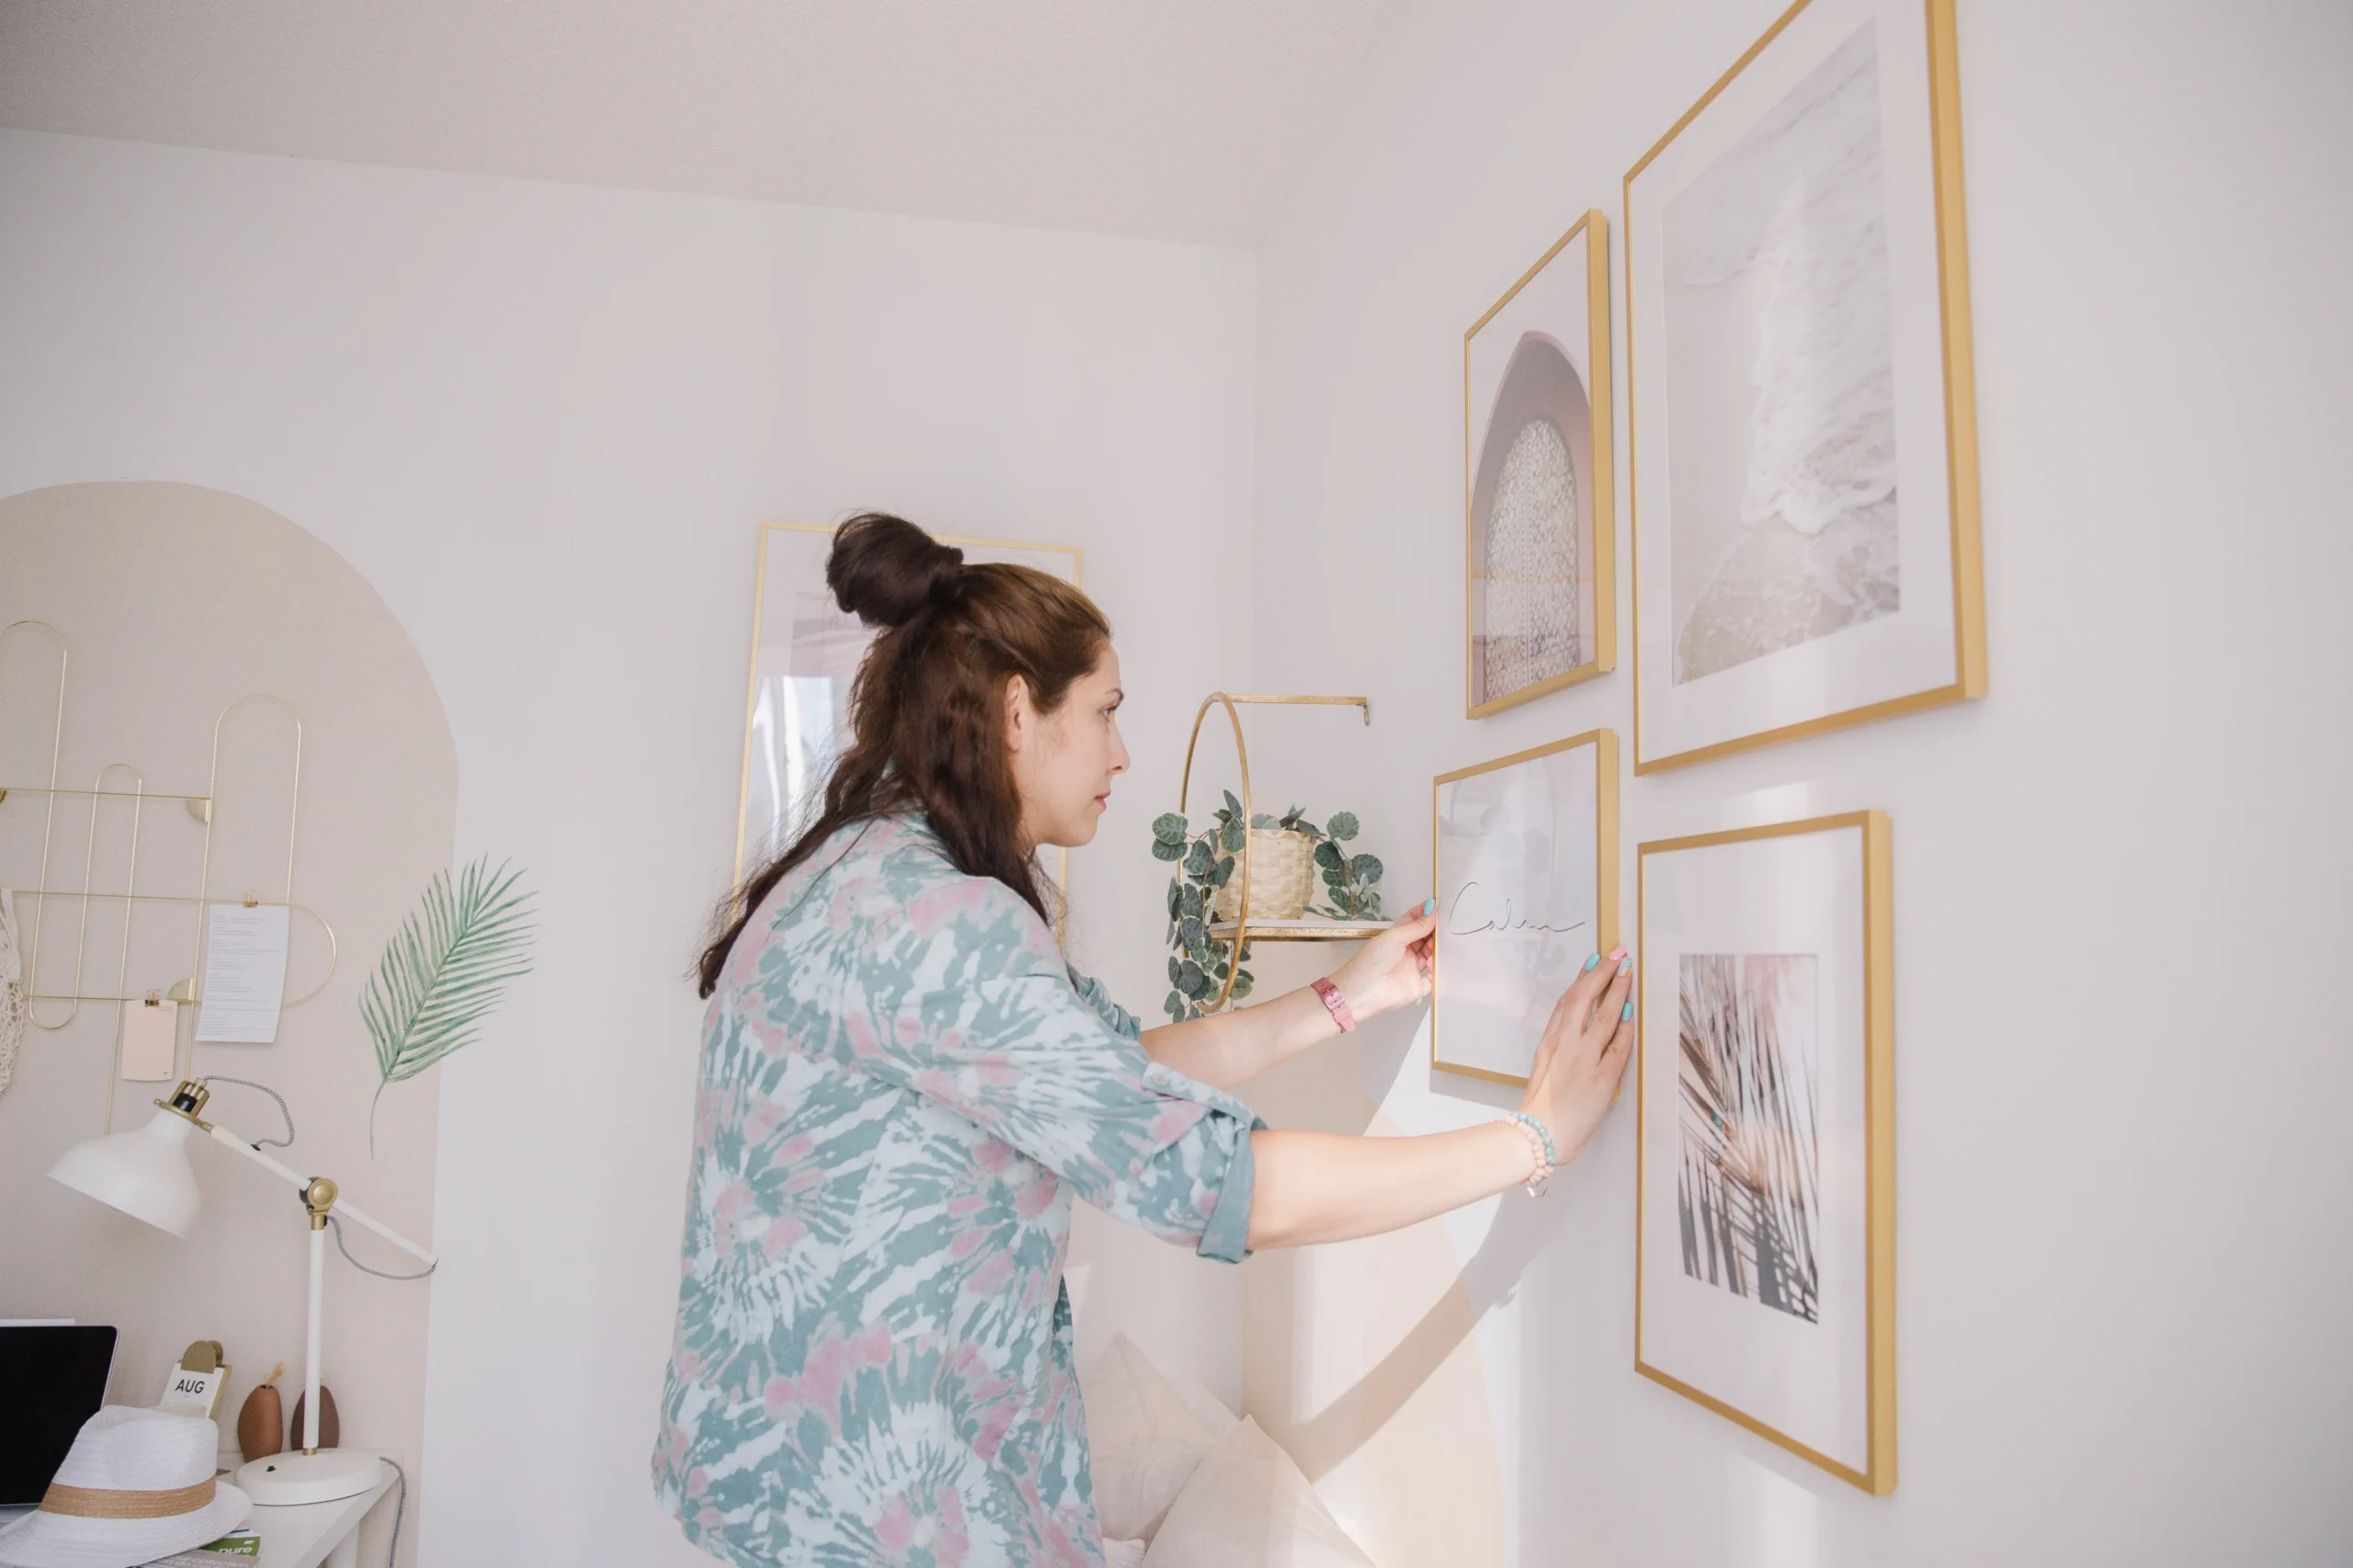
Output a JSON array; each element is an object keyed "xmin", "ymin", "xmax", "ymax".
[{"xmin": 0, "ymin": 1407, "xmax": 250, "ymax": 1568}]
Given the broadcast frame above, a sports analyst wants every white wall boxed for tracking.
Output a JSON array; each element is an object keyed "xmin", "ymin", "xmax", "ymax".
[
  {"xmin": 1245, "ymin": 0, "xmax": 2353, "ymax": 1563},
  {"xmin": 0, "ymin": 129, "xmax": 1259, "ymax": 1565}
]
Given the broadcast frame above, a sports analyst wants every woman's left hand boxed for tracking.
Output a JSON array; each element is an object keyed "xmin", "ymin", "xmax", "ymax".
[{"xmin": 1330, "ymin": 900, "xmax": 1438, "ymax": 1021}]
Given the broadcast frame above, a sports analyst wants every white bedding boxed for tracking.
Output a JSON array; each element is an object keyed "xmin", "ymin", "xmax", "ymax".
[{"xmin": 1080, "ymin": 1332, "xmax": 1374, "ymax": 1568}]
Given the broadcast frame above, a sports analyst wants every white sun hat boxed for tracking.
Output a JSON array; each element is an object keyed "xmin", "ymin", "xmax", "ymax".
[{"xmin": 0, "ymin": 1406, "xmax": 249, "ymax": 1568}]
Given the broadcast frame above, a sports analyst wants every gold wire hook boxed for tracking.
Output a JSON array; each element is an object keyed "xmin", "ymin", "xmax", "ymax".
[{"xmin": 1, "ymin": 620, "xmax": 69, "ymax": 1010}]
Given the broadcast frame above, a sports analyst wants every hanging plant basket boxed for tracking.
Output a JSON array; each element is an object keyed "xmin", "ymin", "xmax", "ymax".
[
  {"xmin": 1153, "ymin": 692, "xmax": 1381, "ymax": 1019},
  {"xmin": 1211, "ymin": 828, "xmax": 1314, "ymax": 923}
]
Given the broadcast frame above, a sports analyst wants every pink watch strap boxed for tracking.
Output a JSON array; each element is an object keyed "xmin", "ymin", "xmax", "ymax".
[{"xmin": 1310, "ymin": 976, "xmax": 1357, "ymax": 1033}]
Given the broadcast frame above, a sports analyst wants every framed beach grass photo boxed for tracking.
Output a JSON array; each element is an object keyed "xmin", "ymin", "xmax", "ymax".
[
  {"xmin": 1465, "ymin": 210, "xmax": 1616, "ymax": 718},
  {"xmin": 1635, "ymin": 811, "xmax": 1895, "ymax": 1493},
  {"xmin": 1624, "ymin": 0, "xmax": 1984, "ymax": 772}
]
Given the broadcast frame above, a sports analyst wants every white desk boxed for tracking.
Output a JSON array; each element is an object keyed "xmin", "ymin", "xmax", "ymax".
[{"xmin": 0, "ymin": 1456, "xmax": 394, "ymax": 1568}]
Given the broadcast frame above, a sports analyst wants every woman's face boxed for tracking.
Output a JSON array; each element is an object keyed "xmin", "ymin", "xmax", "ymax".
[{"xmin": 1007, "ymin": 645, "xmax": 1130, "ymax": 851}]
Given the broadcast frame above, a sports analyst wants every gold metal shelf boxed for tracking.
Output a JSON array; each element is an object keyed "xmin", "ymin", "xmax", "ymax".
[
  {"xmin": 1206, "ymin": 916, "xmax": 1389, "ymax": 942},
  {"xmin": 1177, "ymin": 692, "xmax": 1377, "ymax": 1010}
]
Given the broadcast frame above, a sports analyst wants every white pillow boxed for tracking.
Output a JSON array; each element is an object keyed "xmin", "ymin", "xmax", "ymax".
[
  {"xmin": 1080, "ymin": 1332, "xmax": 1216, "ymax": 1454},
  {"xmin": 1166, "ymin": 1370, "xmax": 1240, "ymax": 1440},
  {"xmin": 1080, "ymin": 1334, "xmax": 1217, "ymax": 1541},
  {"xmin": 1142, "ymin": 1418, "xmax": 1376, "ymax": 1568},
  {"xmin": 1094, "ymin": 1435, "xmax": 1213, "ymax": 1545}
]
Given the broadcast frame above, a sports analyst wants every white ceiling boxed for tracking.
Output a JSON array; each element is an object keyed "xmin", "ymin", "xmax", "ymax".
[{"xmin": 0, "ymin": 0, "xmax": 1392, "ymax": 248}]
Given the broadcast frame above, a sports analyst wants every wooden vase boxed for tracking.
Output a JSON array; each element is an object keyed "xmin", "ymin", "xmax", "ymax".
[
  {"xmin": 288, "ymin": 1385, "xmax": 340, "ymax": 1449},
  {"xmin": 236, "ymin": 1382, "xmax": 283, "ymax": 1460}
]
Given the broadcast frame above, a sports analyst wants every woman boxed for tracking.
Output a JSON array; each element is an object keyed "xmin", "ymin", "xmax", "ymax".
[{"xmin": 654, "ymin": 514, "xmax": 1634, "ymax": 1567}]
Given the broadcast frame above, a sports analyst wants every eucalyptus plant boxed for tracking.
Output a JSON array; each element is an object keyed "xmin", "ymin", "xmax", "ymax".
[
  {"xmin": 1150, "ymin": 796, "xmax": 1384, "ymax": 1022},
  {"xmin": 359, "ymin": 856, "xmax": 537, "ymax": 1153}
]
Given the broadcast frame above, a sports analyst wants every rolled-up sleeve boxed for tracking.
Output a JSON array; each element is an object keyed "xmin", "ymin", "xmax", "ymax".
[
  {"xmin": 1131, "ymin": 1058, "xmax": 1261, "ymax": 1262},
  {"xmin": 835, "ymin": 878, "xmax": 1265, "ymax": 1263}
]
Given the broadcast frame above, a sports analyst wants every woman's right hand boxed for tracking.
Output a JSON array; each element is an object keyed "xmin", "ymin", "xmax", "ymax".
[
  {"xmin": 1518, "ymin": 947, "xmax": 1637, "ymax": 1167},
  {"xmin": 1246, "ymin": 949, "xmax": 1636, "ymax": 1250}
]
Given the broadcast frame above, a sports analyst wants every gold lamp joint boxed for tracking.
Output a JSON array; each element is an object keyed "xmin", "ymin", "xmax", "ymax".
[{"xmin": 301, "ymin": 1176, "xmax": 338, "ymax": 1230}]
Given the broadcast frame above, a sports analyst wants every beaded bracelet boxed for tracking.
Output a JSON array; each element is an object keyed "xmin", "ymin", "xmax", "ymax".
[{"xmin": 1496, "ymin": 1110, "xmax": 1557, "ymax": 1196}]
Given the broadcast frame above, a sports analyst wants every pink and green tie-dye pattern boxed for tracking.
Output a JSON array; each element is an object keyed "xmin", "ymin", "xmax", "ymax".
[{"xmin": 654, "ymin": 814, "xmax": 1261, "ymax": 1567}]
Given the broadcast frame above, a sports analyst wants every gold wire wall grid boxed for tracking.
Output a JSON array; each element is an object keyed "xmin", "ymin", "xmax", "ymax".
[
  {"xmin": 1633, "ymin": 811, "xmax": 1895, "ymax": 1493},
  {"xmin": 1177, "ymin": 694, "xmax": 1381, "ymax": 1012},
  {"xmin": 0, "ymin": 622, "xmax": 337, "ymax": 1110},
  {"xmin": 1429, "ymin": 729, "xmax": 1620, "ymax": 1086},
  {"xmin": 1622, "ymin": 0, "xmax": 1985, "ymax": 773},
  {"xmin": 1465, "ymin": 209, "xmax": 1616, "ymax": 718}
]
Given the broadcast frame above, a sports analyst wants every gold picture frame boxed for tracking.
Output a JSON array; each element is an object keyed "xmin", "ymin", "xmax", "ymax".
[
  {"xmin": 1429, "ymin": 728, "xmax": 1620, "ymax": 1086},
  {"xmin": 1634, "ymin": 810, "xmax": 1895, "ymax": 1494},
  {"xmin": 1624, "ymin": 0, "xmax": 1985, "ymax": 773},
  {"xmin": 733, "ymin": 521, "xmax": 1083, "ymax": 887},
  {"xmin": 1464, "ymin": 210, "xmax": 1616, "ymax": 719}
]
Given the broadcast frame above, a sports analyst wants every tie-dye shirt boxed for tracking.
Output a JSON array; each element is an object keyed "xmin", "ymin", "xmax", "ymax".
[{"xmin": 653, "ymin": 814, "xmax": 1262, "ymax": 1567}]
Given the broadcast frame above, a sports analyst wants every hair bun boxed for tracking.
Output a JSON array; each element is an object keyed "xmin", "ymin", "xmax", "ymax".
[{"xmin": 827, "ymin": 512, "xmax": 966, "ymax": 629}]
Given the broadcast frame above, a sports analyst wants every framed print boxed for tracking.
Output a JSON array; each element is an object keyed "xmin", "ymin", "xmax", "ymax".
[
  {"xmin": 1635, "ymin": 812, "xmax": 1894, "ymax": 1494},
  {"xmin": 1430, "ymin": 730, "xmax": 1619, "ymax": 1085},
  {"xmin": 1465, "ymin": 210, "xmax": 1616, "ymax": 718},
  {"xmin": 1625, "ymin": 0, "xmax": 1984, "ymax": 772},
  {"xmin": 733, "ymin": 521, "xmax": 1082, "ymax": 882}
]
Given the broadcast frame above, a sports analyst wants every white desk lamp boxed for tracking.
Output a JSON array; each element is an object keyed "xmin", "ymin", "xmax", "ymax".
[{"xmin": 49, "ymin": 1076, "xmax": 436, "ymax": 1505}]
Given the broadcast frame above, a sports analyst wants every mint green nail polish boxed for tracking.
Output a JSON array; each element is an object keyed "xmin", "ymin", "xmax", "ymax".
[
  {"xmin": 1583, "ymin": 952, "xmax": 1601, "ymax": 972},
  {"xmin": 1621, "ymin": 1001, "xmax": 1635, "ymax": 1021},
  {"xmin": 1424, "ymin": 896, "xmax": 1437, "ymax": 915}
]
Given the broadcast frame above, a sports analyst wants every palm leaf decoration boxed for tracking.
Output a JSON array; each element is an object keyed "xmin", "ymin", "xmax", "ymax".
[{"xmin": 361, "ymin": 857, "xmax": 537, "ymax": 1153}]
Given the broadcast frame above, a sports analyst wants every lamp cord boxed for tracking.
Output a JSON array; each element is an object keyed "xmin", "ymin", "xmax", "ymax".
[
  {"xmin": 200, "ymin": 1075, "xmax": 295, "ymax": 1147},
  {"xmin": 203, "ymin": 1075, "xmax": 436, "ymax": 1281},
  {"xmin": 327, "ymin": 1214, "xmax": 437, "ymax": 1280},
  {"xmin": 381, "ymin": 1454, "xmax": 407, "ymax": 1568}
]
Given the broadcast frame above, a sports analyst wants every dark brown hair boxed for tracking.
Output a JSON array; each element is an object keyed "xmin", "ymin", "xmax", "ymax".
[{"xmin": 697, "ymin": 512, "xmax": 1111, "ymax": 996}]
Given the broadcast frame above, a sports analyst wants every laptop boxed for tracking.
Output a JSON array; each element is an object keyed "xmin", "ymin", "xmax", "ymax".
[{"xmin": 0, "ymin": 1324, "xmax": 119, "ymax": 1512}]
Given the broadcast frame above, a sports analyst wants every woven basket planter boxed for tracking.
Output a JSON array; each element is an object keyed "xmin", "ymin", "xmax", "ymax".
[{"xmin": 1211, "ymin": 828, "xmax": 1315, "ymax": 923}]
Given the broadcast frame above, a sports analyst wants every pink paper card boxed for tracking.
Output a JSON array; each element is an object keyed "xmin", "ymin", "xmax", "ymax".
[{"xmin": 119, "ymin": 998, "xmax": 178, "ymax": 1081}]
